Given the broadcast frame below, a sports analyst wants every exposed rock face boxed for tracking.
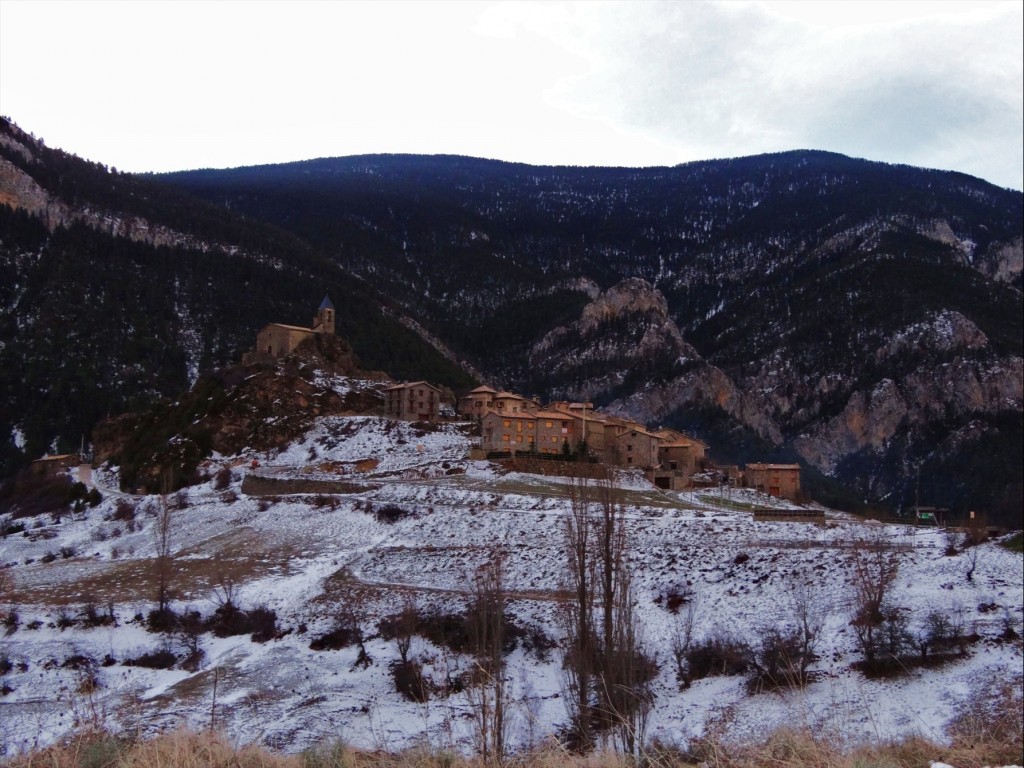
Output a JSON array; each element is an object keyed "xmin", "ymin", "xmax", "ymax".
[
  {"xmin": 529, "ymin": 278, "xmax": 702, "ymax": 401},
  {"xmin": 794, "ymin": 357, "xmax": 1023, "ymax": 476},
  {"xmin": 874, "ymin": 310, "xmax": 989, "ymax": 363},
  {"xmin": 982, "ymin": 237, "xmax": 1023, "ymax": 286},
  {"xmin": 0, "ymin": 136, "xmax": 258, "ymax": 257},
  {"xmin": 93, "ymin": 334, "xmax": 387, "ymax": 491}
]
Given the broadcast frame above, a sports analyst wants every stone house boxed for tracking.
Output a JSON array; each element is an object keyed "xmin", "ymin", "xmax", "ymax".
[
  {"xmin": 384, "ymin": 381, "xmax": 443, "ymax": 422},
  {"xmin": 481, "ymin": 409, "xmax": 578, "ymax": 454},
  {"xmin": 745, "ymin": 463, "xmax": 801, "ymax": 500},
  {"xmin": 603, "ymin": 419, "xmax": 662, "ymax": 470},
  {"xmin": 654, "ymin": 428, "xmax": 707, "ymax": 476},
  {"xmin": 547, "ymin": 402, "xmax": 608, "ymax": 457},
  {"xmin": 30, "ymin": 453, "xmax": 80, "ymax": 477},
  {"xmin": 247, "ymin": 295, "xmax": 336, "ymax": 361},
  {"xmin": 457, "ymin": 386, "xmax": 499, "ymax": 419},
  {"xmin": 491, "ymin": 391, "xmax": 538, "ymax": 415}
]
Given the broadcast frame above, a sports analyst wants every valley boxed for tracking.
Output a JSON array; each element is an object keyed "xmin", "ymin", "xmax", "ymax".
[{"xmin": 1, "ymin": 410, "xmax": 1020, "ymax": 759}]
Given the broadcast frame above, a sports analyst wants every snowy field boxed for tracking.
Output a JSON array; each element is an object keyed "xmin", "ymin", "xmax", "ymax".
[{"xmin": 1, "ymin": 415, "xmax": 1021, "ymax": 759}]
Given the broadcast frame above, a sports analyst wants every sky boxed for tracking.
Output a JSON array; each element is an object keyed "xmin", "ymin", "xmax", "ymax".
[{"xmin": 1, "ymin": 0, "xmax": 1021, "ymax": 190}]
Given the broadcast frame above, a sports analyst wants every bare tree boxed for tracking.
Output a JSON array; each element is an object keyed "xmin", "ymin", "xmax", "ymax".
[
  {"xmin": 150, "ymin": 469, "xmax": 176, "ymax": 628},
  {"xmin": 394, "ymin": 597, "xmax": 418, "ymax": 665},
  {"xmin": 467, "ymin": 549, "xmax": 512, "ymax": 765},
  {"xmin": 561, "ymin": 475, "xmax": 597, "ymax": 751},
  {"xmin": 560, "ymin": 476, "xmax": 653, "ymax": 754},
  {"xmin": 602, "ymin": 557, "xmax": 653, "ymax": 756},
  {"xmin": 849, "ymin": 531, "xmax": 901, "ymax": 668},
  {"xmin": 670, "ymin": 590, "xmax": 700, "ymax": 688},
  {"xmin": 787, "ymin": 575, "xmax": 824, "ymax": 685}
]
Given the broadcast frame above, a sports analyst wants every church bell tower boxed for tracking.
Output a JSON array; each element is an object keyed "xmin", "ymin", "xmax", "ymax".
[{"xmin": 314, "ymin": 294, "xmax": 335, "ymax": 335}]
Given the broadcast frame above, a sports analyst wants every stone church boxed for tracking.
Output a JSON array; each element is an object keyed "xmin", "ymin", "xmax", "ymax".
[{"xmin": 246, "ymin": 295, "xmax": 335, "ymax": 362}]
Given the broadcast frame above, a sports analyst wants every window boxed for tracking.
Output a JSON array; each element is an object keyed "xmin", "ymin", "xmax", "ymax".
[
  {"xmin": 545, "ymin": 420, "xmax": 553, "ymax": 428},
  {"xmin": 503, "ymin": 420, "xmax": 511, "ymax": 428},
  {"xmin": 502, "ymin": 434, "xmax": 510, "ymax": 442}
]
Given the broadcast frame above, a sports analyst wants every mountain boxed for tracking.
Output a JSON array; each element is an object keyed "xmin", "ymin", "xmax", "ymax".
[
  {"xmin": 1, "ymin": 117, "xmax": 1021, "ymax": 521},
  {"xmin": 0, "ymin": 119, "xmax": 474, "ymax": 475},
  {"xmin": 155, "ymin": 152, "xmax": 1023, "ymax": 523}
]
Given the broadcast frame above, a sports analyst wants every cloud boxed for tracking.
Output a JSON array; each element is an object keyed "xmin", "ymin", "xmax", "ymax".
[
  {"xmin": 1, "ymin": 0, "xmax": 1020, "ymax": 188},
  {"xmin": 531, "ymin": 1, "xmax": 1024, "ymax": 188}
]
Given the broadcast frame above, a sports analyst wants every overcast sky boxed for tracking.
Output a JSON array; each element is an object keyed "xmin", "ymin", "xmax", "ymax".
[{"xmin": 1, "ymin": 0, "xmax": 1021, "ymax": 189}]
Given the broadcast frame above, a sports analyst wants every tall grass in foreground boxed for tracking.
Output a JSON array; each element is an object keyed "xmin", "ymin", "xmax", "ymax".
[
  {"xmin": 5, "ymin": 675, "xmax": 1020, "ymax": 768},
  {"xmin": 4, "ymin": 715, "xmax": 1022, "ymax": 768}
]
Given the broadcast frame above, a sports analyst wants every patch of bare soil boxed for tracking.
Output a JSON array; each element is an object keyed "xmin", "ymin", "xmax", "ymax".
[{"xmin": 13, "ymin": 528, "xmax": 304, "ymax": 606}]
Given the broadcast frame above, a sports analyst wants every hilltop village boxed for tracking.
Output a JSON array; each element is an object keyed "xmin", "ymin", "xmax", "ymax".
[
  {"xmin": 235, "ymin": 296, "xmax": 803, "ymax": 501},
  {"xmin": 394, "ymin": 382, "xmax": 801, "ymax": 501}
]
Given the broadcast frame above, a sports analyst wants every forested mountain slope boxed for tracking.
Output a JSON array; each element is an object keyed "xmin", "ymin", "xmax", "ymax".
[
  {"xmin": 158, "ymin": 152, "xmax": 1023, "ymax": 522},
  {"xmin": 1, "ymin": 114, "xmax": 1020, "ymax": 521},
  {"xmin": 0, "ymin": 119, "xmax": 473, "ymax": 475}
]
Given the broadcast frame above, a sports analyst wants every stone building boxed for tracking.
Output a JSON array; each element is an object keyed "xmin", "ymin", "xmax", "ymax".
[
  {"xmin": 481, "ymin": 410, "xmax": 578, "ymax": 454},
  {"xmin": 30, "ymin": 453, "xmax": 80, "ymax": 477},
  {"xmin": 247, "ymin": 295, "xmax": 335, "ymax": 362},
  {"xmin": 457, "ymin": 386, "xmax": 499, "ymax": 419},
  {"xmin": 603, "ymin": 419, "xmax": 662, "ymax": 470},
  {"xmin": 384, "ymin": 381, "xmax": 443, "ymax": 422},
  {"xmin": 745, "ymin": 463, "xmax": 802, "ymax": 500}
]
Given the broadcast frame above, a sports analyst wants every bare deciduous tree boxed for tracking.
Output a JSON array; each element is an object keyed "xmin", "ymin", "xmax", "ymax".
[
  {"xmin": 561, "ymin": 476, "xmax": 596, "ymax": 751},
  {"xmin": 560, "ymin": 476, "xmax": 653, "ymax": 755},
  {"xmin": 150, "ymin": 469, "xmax": 176, "ymax": 627},
  {"xmin": 467, "ymin": 549, "xmax": 512, "ymax": 765},
  {"xmin": 670, "ymin": 590, "xmax": 700, "ymax": 688},
  {"xmin": 849, "ymin": 531, "xmax": 901, "ymax": 668}
]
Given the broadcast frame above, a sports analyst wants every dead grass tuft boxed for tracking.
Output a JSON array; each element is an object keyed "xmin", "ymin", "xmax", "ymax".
[{"xmin": 5, "ymin": 682, "xmax": 1024, "ymax": 768}]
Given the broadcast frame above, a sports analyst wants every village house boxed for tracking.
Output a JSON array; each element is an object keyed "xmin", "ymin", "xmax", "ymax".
[
  {"xmin": 603, "ymin": 418, "xmax": 662, "ymax": 470},
  {"xmin": 547, "ymin": 402, "xmax": 607, "ymax": 456},
  {"xmin": 744, "ymin": 463, "xmax": 802, "ymax": 501},
  {"xmin": 654, "ymin": 428, "xmax": 707, "ymax": 476},
  {"xmin": 29, "ymin": 453, "xmax": 80, "ymax": 478},
  {"xmin": 245, "ymin": 295, "xmax": 335, "ymax": 362},
  {"xmin": 491, "ymin": 391, "xmax": 538, "ymax": 415},
  {"xmin": 481, "ymin": 409, "xmax": 578, "ymax": 454},
  {"xmin": 457, "ymin": 385, "xmax": 499, "ymax": 419},
  {"xmin": 384, "ymin": 381, "xmax": 443, "ymax": 422}
]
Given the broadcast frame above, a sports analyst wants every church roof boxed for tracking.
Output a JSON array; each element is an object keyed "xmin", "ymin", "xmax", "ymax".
[{"xmin": 319, "ymin": 294, "xmax": 335, "ymax": 310}]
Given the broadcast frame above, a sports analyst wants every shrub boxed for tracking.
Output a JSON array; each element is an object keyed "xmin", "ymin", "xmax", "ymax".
[
  {"xmin": 309, "ymin": 623, "xmax": 359, "ymax": 651},
  {"xmin": 111, "ymin": 498, "xmax": 136, "ymax": 521},
  {"xmin": 415, "ymin": 610, "xmax": 472, "ymax": 654},
  {"xmin": 391, "ymin": 659, "xmax": 431, "ymax": 702},
  {"xmin": 206, "ymin": 602, "xmax": 251, "ymax": 638},
  {"xmin": 82, "ymin": 599, "xmax": 115, "ymax": 628},
  {"xmin": 684, "ymin": 632, "xmax": 750, "ymax": 683},
  {"xmin": 372, "ymin": 504, "xmax": 411, "ymax": 524},
  {"xmin": 124, "ymin": 649, "xmax": 177, "ymax": 669},
  {"xmin": 247, "ymin": 606, "xmax": 279, "ymax": 642},
  {"xmin": 147, "ymin": 607, "xmax": 178, "ymax": 633},
  {"xmin": 213, "ymin": 467, "xmax": 234, "ymax": 491}
]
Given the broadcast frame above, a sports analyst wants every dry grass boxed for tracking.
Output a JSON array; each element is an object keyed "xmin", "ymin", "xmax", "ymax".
[{"xmin": 5, "ymin": 674, "xmax": 1022, "ymax": 768}]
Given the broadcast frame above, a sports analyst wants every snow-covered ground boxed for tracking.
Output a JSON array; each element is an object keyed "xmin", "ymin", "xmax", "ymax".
[{"xmin": 1, "ymin": 415, "xmax": 1021, "ymax": 759}]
